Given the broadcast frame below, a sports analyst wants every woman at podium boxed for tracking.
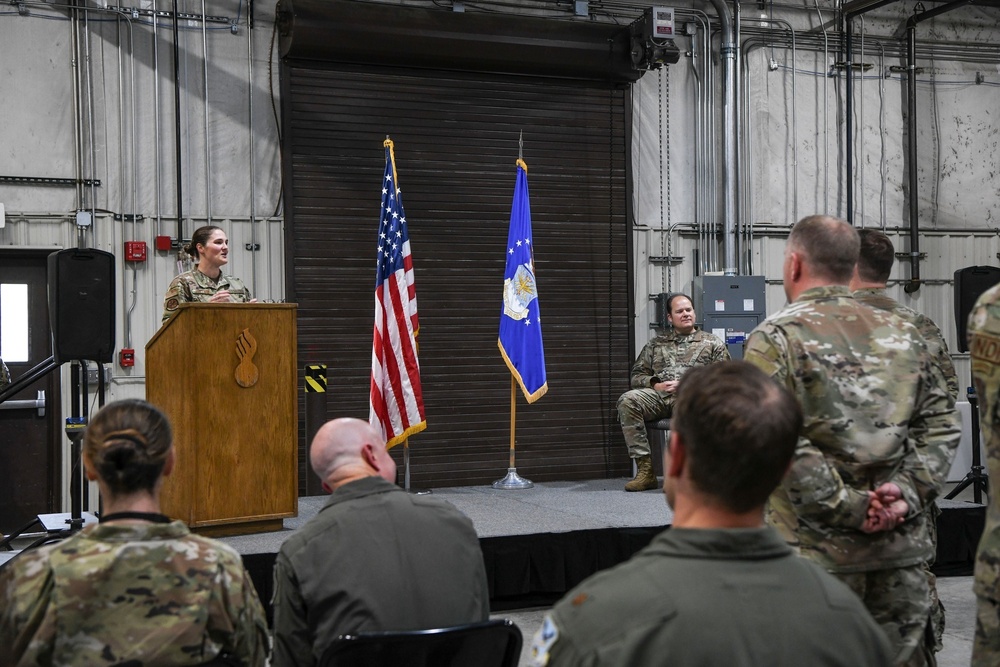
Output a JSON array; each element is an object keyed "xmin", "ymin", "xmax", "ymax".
[
  {"xmin": 162, "ymin": 225, "xmax": 255, "ymax": 323},
  {"xmin": 0, "ymin": 399, "xmax": 269, "ymax": 665}
]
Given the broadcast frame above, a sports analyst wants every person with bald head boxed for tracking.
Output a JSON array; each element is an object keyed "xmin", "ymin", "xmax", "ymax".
[
  {"xmin": 744, "ymin": 215, "xmax": 960, "ymax": 666},
  {"xmin": 270, "ymin": 418, "xmax": 490, "ymax": 667}
]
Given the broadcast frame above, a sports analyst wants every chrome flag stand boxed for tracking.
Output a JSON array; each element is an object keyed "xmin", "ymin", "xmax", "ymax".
[
  {"xmin": 403, "ymin": 439, "xmax": 432, "ymax": 495},
  {"xmin": 493, "ymin": 377, "xmax": 533, "ymax": 489}
]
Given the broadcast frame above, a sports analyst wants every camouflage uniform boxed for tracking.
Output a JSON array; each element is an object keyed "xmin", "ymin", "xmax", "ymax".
[
  {"xmin": 968, "ymin": 283, "xmax": 1000, "ymax": 666},
  {"xmin": 0, "ymin": 521, "xmax": 269, "ymax": 666},
  {"xmin": 0, "ymin": 358, "xmax": 10, "ymax": 392},
  {"xmin": 617, "ymin": 329, "xmax": 730, "ymax": 458},
  {"xmin": 854, "ymin": 285, "xmax": 958, "ymax": 652},
  {"xmin": 744, "ymin": 285, "xmax": 960, "ymax": 666},
  {"xmin": 853, "ymin": 287, "xmax": 959, "ymax": 400},
  {"xmin": 161, "ymin": 268, "xmax": 253, "ymax": 323}
]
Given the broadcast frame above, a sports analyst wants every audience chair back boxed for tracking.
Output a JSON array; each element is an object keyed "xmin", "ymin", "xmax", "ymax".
[{"xmin": 318, "ymin": 618, "xmax": 522, "ymax": 667}]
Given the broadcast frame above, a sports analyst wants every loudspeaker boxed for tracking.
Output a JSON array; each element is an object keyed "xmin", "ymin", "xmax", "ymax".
[
  {"xmin": 954, "ymin": 265, "xmax": 1000, "ymax": 352},
  {"xmin": 48, "ymin": 248, "xmax": 115, "ymax": 363}
]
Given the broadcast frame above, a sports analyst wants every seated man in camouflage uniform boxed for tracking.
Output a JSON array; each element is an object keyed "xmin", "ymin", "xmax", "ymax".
[
  {"xmin": 530, "ymin": 362, "xmax": 893, "ymax": 667},
  {"xmin": 617, "ymin": 294, "xmax": 729, "ymax": 491}
]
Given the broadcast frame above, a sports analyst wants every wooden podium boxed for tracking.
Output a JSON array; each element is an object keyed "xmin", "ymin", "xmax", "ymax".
[{"xmin": 146, "ymin": 303, "xmax": 298, "ymax": 536}]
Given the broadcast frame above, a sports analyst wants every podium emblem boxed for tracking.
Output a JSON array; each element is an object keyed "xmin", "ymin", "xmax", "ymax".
[{"xmin": 235, "ymin": 328, "xmax": 259, "ymax": 388}]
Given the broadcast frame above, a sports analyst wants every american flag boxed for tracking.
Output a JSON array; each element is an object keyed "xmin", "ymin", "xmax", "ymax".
[{"xmin": 369, "ymin": 139, "xmax": 426, "ymax": 448}]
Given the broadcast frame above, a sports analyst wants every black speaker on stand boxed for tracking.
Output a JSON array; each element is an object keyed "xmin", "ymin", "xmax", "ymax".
[
  {"xmin": 47, "ymin": 248, "xmax": 116, "ymax": 364},
  {"xmin": 46, "ymin": 249, "xmax": 114, "ymax": 532},
  {"xmin": 946, "ymin": 266, "xmax": 1000, "ymax": 503}
]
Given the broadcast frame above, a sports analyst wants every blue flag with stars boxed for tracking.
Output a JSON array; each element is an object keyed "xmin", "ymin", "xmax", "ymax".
[{"xmin": 499, "ymin": 158, "xmax": 547, "ymax": 403}]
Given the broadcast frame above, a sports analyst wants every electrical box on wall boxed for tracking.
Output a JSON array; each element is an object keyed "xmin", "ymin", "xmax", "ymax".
[
  {"xmin": 155, "ymin": 235, "xmax": 173, "ymax": 252},
  {"xmin": 691, "ymin": 275, "xmax": 766, "ymax": 360},
  {"xmin": 124, "ymin": 241, "xmax": 147, "ymax": 262},
  {"xmin": 651, "ymin": 6, "xmax": 675, "ymax": 38}
]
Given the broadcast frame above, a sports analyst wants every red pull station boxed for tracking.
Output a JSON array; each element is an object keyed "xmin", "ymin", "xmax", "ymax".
[
  {"xmin": 119, "ymin": 348, "xmax": 135, "ymax": 368},
  {"xmin": 125, "ymin": 241, "xmax": 147, "ymax": 262}
]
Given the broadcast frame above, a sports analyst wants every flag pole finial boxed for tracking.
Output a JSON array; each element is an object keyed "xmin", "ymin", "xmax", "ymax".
[{"xmin": 518, "ymin": 130, "xmax": 523, "ymax": 160}]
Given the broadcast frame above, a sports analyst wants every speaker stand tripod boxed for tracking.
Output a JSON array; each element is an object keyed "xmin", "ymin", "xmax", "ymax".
[{"xmin": 945, "ymin": 384, "xmax": 989, "ymax": 504}]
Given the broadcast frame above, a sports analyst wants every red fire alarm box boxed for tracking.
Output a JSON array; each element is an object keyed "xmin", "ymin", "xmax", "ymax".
[
  {"xmin": 125, "ymin": 241, "xmax": 147, "ymax": 262},
  {"xmin": 120, "ymin": 348, "xmax": 135, "ymax": 368},
  {"xmin": 155, "ymin": 235, "xmax": 173, "ymax": 252}
]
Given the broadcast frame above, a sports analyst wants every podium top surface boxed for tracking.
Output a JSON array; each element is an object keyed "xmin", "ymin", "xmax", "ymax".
[{"xmin": 147, "ymin": 302, "xmax": 297, "ymax": 349}]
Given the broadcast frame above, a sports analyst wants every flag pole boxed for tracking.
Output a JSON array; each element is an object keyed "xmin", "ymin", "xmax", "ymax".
[
  {"xmin": 493, "ymin": 376, "xmax": 533, "ymax": 489},
  {"xmin": 404, "ymin": 437, "xmax": 411, "ymax": 489},
  {"xmin": 509, "ymin": 376, "xmax": 516, "ymax": 468}
]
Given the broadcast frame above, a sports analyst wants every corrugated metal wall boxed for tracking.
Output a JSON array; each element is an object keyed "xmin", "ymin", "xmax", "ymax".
[{"xmin": 281, "ymin": 62, "xmax": 633, "ymax": 489}]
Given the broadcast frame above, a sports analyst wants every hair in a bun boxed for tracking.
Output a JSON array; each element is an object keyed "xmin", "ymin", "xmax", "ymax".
[{"xmin": 84, "ymin": 400, "xmax": 172, "ymax": 495}]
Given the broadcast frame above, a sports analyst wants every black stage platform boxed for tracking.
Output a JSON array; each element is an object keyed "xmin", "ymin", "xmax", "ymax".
[{"xmin": 219, "ymin": 479, "xmax": 986, "ymax": 618}]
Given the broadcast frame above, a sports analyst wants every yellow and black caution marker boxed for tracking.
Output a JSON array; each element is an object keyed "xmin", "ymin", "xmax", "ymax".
[{"xmin": 305, "ymin": 365, "xmax": 328, "ymax": 393}]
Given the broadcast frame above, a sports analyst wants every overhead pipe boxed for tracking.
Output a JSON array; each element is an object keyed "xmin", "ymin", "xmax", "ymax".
[{"xmin": 902, "ymin": 0, "xmax": 980, "ymax": 293}]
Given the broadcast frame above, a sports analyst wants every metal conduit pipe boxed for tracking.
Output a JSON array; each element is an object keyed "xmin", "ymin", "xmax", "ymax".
[
  {"xmin": 875, "ymin": 41, "xmax": 888, "ymax": 228},
  {"xmin": 705, "ymin": 0, "xmax": 738, "ymax": 275},
  {"xmin": 152, "ymin": 0, "xmax": 163, "ymax": 238},
  {"xmin": 202, "ymin": 0, "xmax": 212, "ymax": 225},
  {"xmin": 684, "ymin": 20, "xmax": 704, "ymax": 272},
  {"xmin": 902, "ymin": 0, "xmax": 981, "ymax": 293},
  {"xmin": 741, "ymin": 18, "xmax": 798, "ymax": 270},
  {"xmin": 116, "ymin": 18, "xmax": 129, "ymax": 345},
  {"xmin": 859, "ymin": 17, "xmax": 866, "ymax": 226},
  {"xmin": 842, "ymin": 0, "xmax": 898, "ymax": 224},
  {"xmin": 696, "ymin": 9, "xmax": 716, "ymax": 272},
  {"xmin": 128, "ymin": 18, "xmax": 139, "ymax": 350},
  {"xmin": 680, "ymin": 12, "xmax": 711, "ymax": 274},
  {"xmin": 70, "ymin": 2, "xmax": 83, "ymax": 215},
  {"xmin": 248, "ymin": 0, "xmax": 259, "ymax": 295},
  {"xmin": 83, "ymin": 8, "xmax": 97, "ymax": 236},
  {"xmin": 117, "ymin": 20, "xmax": 126, "ymax": 234},
  {"xmin": 814, "ymin": 0, "xmax": 830, "ymax": 205},
  {"xmin": 172, "ymin": 0, "xmax": 184, "ymax": 243},
  {"xmin": 731, "ymin": 0, "xmax": 741, "ymax": 274}
]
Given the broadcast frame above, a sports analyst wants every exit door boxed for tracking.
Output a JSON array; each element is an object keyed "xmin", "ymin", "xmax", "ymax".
[{"xmin": 0, "ymin": 249, "xmax": 61, "ymax": 535}]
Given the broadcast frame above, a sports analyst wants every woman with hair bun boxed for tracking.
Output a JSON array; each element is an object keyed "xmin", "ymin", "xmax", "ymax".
[
  {"xmin": 0, "ymin": 399, "xmax": 269, "ymax": 666},
  {"xmin": 161, "ymin": 225, "xmax": 255, "ymax": 323}
]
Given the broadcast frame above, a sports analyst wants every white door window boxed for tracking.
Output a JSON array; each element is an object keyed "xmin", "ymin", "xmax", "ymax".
[{"xmin": 0, "ymin": 283, "xmax": 29, "ymax": 362}]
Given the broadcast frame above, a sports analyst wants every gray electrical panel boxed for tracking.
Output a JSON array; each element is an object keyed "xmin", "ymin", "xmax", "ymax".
[{"xmin": 691, "ymin": 275, "xmax": 767, "ymax": 360}]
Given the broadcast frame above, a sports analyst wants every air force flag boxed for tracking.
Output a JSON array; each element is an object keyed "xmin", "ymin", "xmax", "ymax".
[{"xmin": 498, "ymin": 158, "xmax": 548, "ymax": 403}]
